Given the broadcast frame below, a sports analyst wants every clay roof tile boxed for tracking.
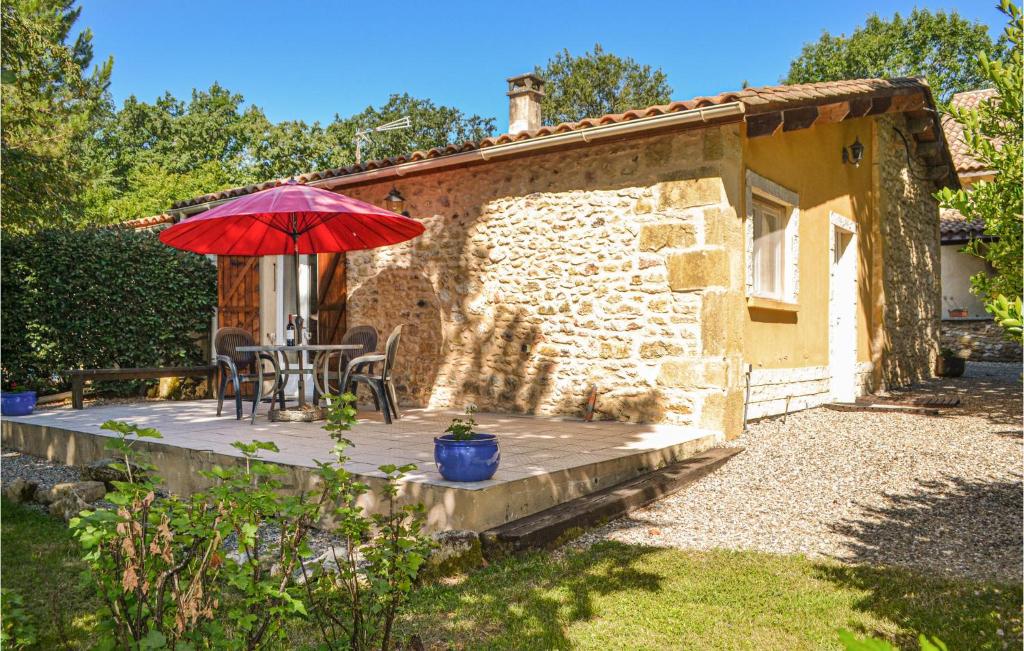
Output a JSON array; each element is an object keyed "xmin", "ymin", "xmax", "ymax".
[{"xmin": 161, "ymin": 77, "xmax": 940, "ymax": 214}]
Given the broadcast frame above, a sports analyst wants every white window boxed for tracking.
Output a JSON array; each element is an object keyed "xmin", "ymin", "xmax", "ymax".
[
  {"xmin": 745, "ymin": 170, "xmax": 799, "ymax": 304},
  {"xmin": 752, "ymin": 198, "xmax": 786, "ymax": 299}
]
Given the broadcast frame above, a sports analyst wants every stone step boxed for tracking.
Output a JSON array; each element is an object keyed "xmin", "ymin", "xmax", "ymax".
[
  {"xmin": 480, "ymin": 446, "xmax": 743, "ymax": 558},
  {"xmin": 825, "ymin": 402, "xmax": 941, "ymax": 416},
  {"xmin": 859, "ymin": 394, "xmax": 961, "ymax": 408}
]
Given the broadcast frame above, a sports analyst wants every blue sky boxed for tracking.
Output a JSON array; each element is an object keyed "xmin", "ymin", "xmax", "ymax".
[{"xmin": 77, "ymin": 0, "xmax": 1004, "ymax": 127}]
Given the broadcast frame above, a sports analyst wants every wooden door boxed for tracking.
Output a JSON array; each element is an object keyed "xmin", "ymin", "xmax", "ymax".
[
  {"xmin": 317, "ymin": 252, "xmax": 346, "ymax": 344},
  {"xmin": 218, "ymin": 256, "xmax": 260, "ymax": 334},
  {"xmin": 218, "ymin": 256, "xmax": 260, "ymax": 398}
]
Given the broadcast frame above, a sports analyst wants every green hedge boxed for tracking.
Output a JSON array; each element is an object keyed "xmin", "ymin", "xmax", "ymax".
[{"xmin": 1, "ymin": 228, "xmax": 217, "ymax": 393}]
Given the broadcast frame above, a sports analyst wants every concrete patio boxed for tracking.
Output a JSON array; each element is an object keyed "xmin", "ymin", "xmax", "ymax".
[{"xmin": 1, "ymin": 400, "xmax": 720, "ymax": 532}]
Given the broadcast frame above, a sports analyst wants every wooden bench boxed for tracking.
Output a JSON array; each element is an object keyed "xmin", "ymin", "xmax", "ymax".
[{"xmin": 68, "ymin": 366, "xmax": 218, "ymax": 409}]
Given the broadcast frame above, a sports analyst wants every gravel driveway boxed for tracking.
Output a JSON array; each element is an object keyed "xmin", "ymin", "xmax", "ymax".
[{"xmin": 578, "ymin": 362, "xmax": 1022, "ymax": 582}]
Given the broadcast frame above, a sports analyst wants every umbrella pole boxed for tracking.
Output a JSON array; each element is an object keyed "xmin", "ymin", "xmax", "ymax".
[{"xmin": 292, "ymin": 219, "xmax": 307, "ymax": 409}]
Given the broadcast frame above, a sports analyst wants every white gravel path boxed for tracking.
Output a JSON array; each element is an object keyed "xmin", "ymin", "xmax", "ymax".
[{"xmin": 577, "ymin": 361, "xmax": 1022, "ymax": 582}]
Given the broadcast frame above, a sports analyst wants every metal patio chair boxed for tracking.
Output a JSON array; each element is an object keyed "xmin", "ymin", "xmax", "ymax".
[
  {"xmin": 214, "ymin": 327, "xmax": 283, "ymax": 424},
  {"xmin": 324, "ymin": 325, "xmax": 379, "ymax": 395},
  {"xmin": 341, "ymin": 324, "xmax": 404, "ymax": 424}
]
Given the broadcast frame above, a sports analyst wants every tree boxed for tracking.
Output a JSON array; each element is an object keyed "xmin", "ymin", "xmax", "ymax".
[
  {"xmin": 535, "ymin": 44, "xmax": 672, "ymax": 125},
  {"xmin": 86, "ymin": 161, "xmax": 235, "ymax": 225},
  {"xmin": 785, "ymin": 9, "xmax": 1000, "ymax": 103},
  {"xmin": 0, "ymin": 3, "xmax": 496, "ymax": 227},
  {"xmin": 936, "ymin": 1, "xmax": 1023, "ymax": 342},
  {"xmin": 82, "ymin": 87, "xmax": 497, "ymax": 224},
  {"xmin": 326, "ymin": 93, "xmax": 497, "ymax": 165},
  {"xmin": 83, "ymin": 85, "xmax": 261, "ymax": 224},
  {"xmin": 1, "ymin": 0, "xmax": 113, "ymax": 233}
]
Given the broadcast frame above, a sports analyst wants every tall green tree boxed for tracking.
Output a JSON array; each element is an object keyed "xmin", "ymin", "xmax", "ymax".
[
  {"xmin": 0, "ymin": 2, "xmax": 496, "ymax": 226},
  {"xmin": 937, "ymin": 1, "xmax": 1023, "ymax": 341},
  {"xmin": 1, "ymin": 0, "xmax": 113, "ymax": 233},
  {"xmin": 328, "ymin": 93, "xmax": 497, "ymax": 165},
  {"xmin": 84, "ymin": 85, "xmax": 259, "ymax": 224},
  {"xmin": 535, "ymin": 44, "xmax": 672, "ymax": 125},
  {"xmin": 785, "ymin": 9, "xmax": 999, "ymax": 103},
  {"xmin": 83, "ymin": 85, "xmax": 497, "ymax": 223}
]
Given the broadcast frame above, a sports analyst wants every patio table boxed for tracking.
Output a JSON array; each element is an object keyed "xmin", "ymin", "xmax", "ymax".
[{"xmin": 236, "ymin": 344, "xmax": 361, "ymax": 406}]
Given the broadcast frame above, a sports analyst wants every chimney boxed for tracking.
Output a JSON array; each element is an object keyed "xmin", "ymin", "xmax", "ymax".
[{"xmin": 507, "ymin": 72, "xmax": 545, "ymax": 133}]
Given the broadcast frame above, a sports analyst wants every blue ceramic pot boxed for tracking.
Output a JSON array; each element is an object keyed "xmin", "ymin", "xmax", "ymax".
[
  {"xmin": 433, "ymin": 433, "xmax": 500, "ymax": 482},
  {"xmin": 1, "ymin": 391, "xmax": 36, "ymax": 416}
]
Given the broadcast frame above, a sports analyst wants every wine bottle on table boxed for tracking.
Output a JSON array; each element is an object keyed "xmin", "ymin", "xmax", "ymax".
[{"xmin": 286, "ymin": 315, "xmax": 296, "ymax": 346}]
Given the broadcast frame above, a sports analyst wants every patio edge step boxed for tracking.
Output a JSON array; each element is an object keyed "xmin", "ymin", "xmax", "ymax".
[
  {"xmin": 480, "ymin": 446, "xmax": 743, "ymax": 559},
  {"xmin": 824, "ymin": 402, "xmax": 941, "ymax": 416}
]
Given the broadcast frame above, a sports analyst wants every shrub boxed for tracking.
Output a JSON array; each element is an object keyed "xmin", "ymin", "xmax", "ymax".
[
  {"xmin": 71, "ymin": 421, "xmax": 232, "ymax": 648},
  {"xmin": 987, "ymin": 294, "xmax": 1023, "ymax": 343},
  {"xmin": 0, "ymin": 227, "xmax": 216, "ymax": 393},
  {"xmin": 71, "ymin": 393, "xmax": 433, "ymax": 650},
  {"xmin": 303, "ymin": 394, "xmax": 433, "ymax": 650}
]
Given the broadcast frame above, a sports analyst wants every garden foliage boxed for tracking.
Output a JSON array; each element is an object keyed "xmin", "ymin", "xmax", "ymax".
[
  {"xmin": 0, "ymin": 588, "xmax": 37, "ymax": 649},
  {"xmin": 536, "ymin": 43, "xmax": 672, "ymax": 125},
  {"xmin": 936, "ymin": 0, "xmax": 1023, "ymax": 342},
  {"xmin": 0, "ymin": 227, "xmax": 216, "ymax": 392},
  {"xmin": 1, "ymin": 0, "xmax": 113, "ymax": 233},
  {"xmin": 785, "ymin": 7, "xmax": 1002, "ymax": 103},
  {"xmin": 71, "ymin": 393, "xmax": 432, "ymax": 650}
]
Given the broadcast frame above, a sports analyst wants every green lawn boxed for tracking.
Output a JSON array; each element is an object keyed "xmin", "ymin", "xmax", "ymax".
[
  {"xmin": 1, "ymin": 498, "xmax": 102, "ymax": 648},
  {"xmin": 398, "ymin": 545, "xmax": 1021, "ymax": 650},
  {"xmin": 2, "ymin": 497, "xmax": 1020, "ymax": 650}
]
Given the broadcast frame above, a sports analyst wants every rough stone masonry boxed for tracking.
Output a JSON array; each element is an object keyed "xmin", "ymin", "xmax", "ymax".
[
  {"xmin": 339, "ymin": 112, "xmax": 939, "ymax": 437},
  {"xmin": 343, "ymin": 124, "xmax": 745, "ymax": 433}
]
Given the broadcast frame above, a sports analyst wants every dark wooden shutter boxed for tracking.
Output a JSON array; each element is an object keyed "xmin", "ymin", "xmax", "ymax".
[
  {"xmin": 218, "ymin": 256, "xmax": 261, "ymax": 336},
  {"xmin": 317, "ymin": 252, "xmax": 346, "ymax": 344},
  {"xmin": 217, "ymin": 256, "xmax": 260, "ymax": 398}
]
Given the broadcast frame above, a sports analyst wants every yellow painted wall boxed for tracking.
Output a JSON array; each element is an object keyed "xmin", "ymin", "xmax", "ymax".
[{"xmin": 740, "ymin": 118, "xmax": 878, "ymax": 368}]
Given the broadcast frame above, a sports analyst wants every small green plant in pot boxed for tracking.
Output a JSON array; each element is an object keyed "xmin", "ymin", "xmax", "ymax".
[{"xmin": 434, "ymin": 404, "xmax": 500, "ymax": 482}]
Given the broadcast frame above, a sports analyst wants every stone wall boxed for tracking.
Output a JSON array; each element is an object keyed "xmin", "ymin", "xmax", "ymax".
[
  {"xmin": 876, "ymin": 114, "xmax": 942, "ymax": 387},
  {"xmin": 342, "ymin": 125, "xmax": 744, "ymax": 431},
  {"xmin": 338, "ymin": 111, "xmax": 943, "ymax": 432},
  {"xmin": 941, "ymin": 319, "xmax": 1022, "ymax": 362}
]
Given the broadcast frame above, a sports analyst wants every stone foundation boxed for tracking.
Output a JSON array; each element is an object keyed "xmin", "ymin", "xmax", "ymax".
[
  {"xmin": 746, "ymin": 366, "xmax": 831, "ymax": 420},
  {"xmin": 941, "ymin": 319, "xmax": 1022, "ymax": 362}
]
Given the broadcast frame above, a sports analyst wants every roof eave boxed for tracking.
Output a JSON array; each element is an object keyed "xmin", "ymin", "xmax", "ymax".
[{"xmin": 169, "ymin": 101, "xmax": 747, "ymax": 217}]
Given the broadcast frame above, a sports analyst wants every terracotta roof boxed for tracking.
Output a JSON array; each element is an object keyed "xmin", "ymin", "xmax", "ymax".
[
  {"xmin": 940, "ymin": 208, "xmax": 986, "ymax": 243},
  {"xmin": 950, "ymin": 87, "xmax": 999, "ymax": 111},
  {"xmin": 942, "ymin": 88, "xmax": 998, "ymax": 175},
  {"xmin": 119, "ymin": 213, "xmax": 174, "ymax": 230},
  {"xmin": 158, "ymin": 77, "xmax": 936, "ymax": 213}
]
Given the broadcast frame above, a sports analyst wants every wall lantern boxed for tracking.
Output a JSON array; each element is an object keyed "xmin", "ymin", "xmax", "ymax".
[
  {"xmin": 842, "ymin": 137, "xmax": 865, "ymax": 167},
  {"xmin": 385, "ymin": 187, "xmax": 410, "ymax": 216}
]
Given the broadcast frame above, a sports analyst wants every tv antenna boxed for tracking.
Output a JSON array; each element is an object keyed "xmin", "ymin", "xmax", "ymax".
[{"xmin": 354, "ymin": 116, "xmax": 411, "ymax": 165}]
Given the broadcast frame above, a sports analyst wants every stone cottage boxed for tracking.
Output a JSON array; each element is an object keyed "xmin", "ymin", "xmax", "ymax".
[{"xmin": 139, "ymin": 75, "xmax": 956, "ymax": 439}]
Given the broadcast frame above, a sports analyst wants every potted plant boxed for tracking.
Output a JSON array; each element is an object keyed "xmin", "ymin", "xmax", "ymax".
[
  {"xmin": 948, "ymin": 307, "xmax": 969, "ymax": 318},
  {"xmin": 936, "ymin": 348, "xmax": 966, "ymax": 378},
  {"xmin": 1, "ymin": 379, "xmax": 37, "ymax": 416},
  {"xmin": 434, "ymin": 405, "xmax": 500, "ymax": 482}
]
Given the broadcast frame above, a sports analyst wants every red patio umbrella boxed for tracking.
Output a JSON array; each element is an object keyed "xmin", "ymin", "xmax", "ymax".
[{"xmin": 159, "ymin": 179, "xmax": 425, "ymax": 408}]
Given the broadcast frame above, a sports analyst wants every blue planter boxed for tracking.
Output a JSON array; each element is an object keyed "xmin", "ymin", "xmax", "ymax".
[
  {"xmin": 1, "ymin": 391, "xmax": 36, "ymax": 416},
  {"xmin": 434, "ymin": 433, "xmax": 500, "ymax": 482}
]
